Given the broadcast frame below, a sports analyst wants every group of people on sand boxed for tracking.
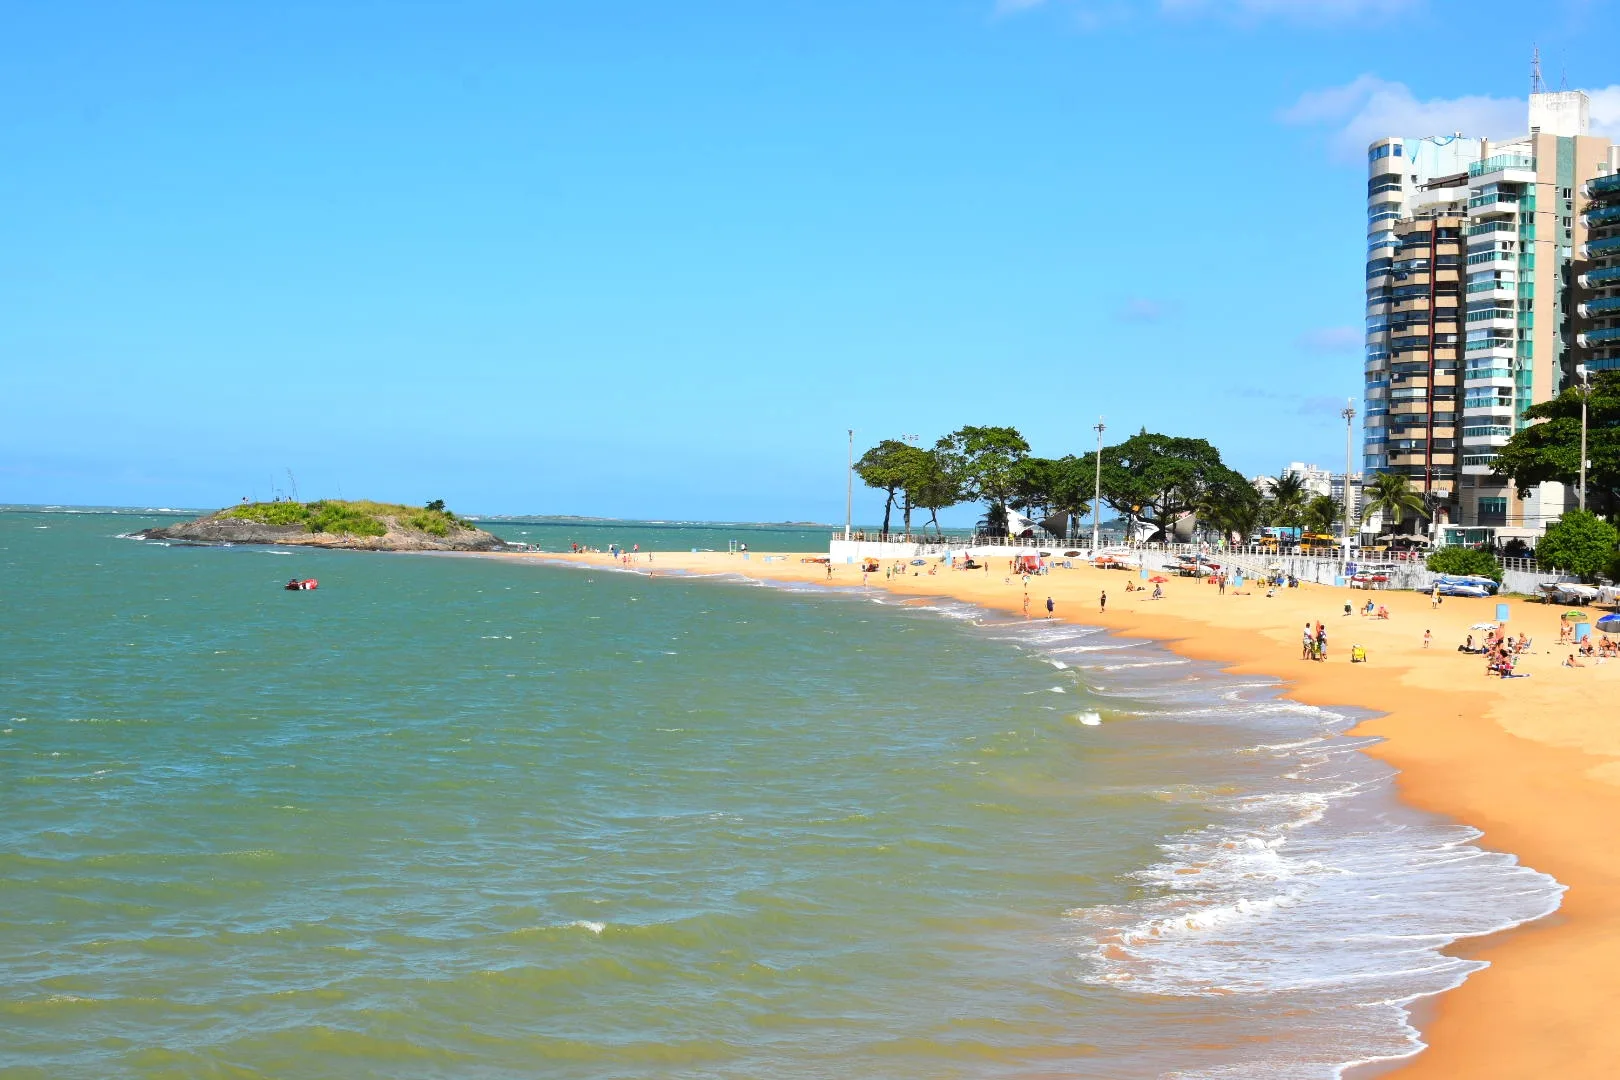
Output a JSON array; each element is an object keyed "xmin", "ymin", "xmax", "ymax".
[
  {"xmin": 1466, "ymin": 626, "xmax": 1529, "ymax": 677},
  {"xmin": 1351, "ymin": 598, "xmax": 1391, "ymax": 619},
  {"xmin": 1302, "ymin": 621, "xmax": 1328, "ymax": 661},
  {"xmin": 1562, "ymin": 631, "xmax": 1617, "ymax": 667}
]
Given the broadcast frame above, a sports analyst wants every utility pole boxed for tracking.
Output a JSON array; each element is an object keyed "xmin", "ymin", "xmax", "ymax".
[
  {"xmin": 845, "ymin": 429, "xmax": 854, "ymax": 541},
  {"xmin": 1579, "ymin": 365, "xmax": 1590, "ymax": 512},
  {"xmin": 1091, "ymin": 418, "xmax": 1105, "ymax": 552},
  {"xmin": 1342, "ymin": 399, "xmax": 1356, "ymax": 570}
]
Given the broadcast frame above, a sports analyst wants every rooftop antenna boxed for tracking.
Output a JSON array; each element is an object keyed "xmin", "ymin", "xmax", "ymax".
[{"xmin": 1531, "ymin": 45, "xmax": 1546, "ymax": 95}]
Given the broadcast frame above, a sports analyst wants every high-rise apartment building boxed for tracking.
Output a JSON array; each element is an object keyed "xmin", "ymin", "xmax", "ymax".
[
  {"xmin": 1573, "ymin": 148, "xmax": 1620, "ymax": 372},
  {"xmin": 1363, "ymin": 89, "xmax": 1615, "ymax": 540}
]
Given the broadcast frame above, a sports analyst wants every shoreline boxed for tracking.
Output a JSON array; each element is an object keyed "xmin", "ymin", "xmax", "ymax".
[{"xmin": 496, "ymin": 548, "xmax": 1620, "ymax": 1079}]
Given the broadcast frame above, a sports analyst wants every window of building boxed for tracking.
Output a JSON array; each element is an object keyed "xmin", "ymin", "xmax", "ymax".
[
  {"xmin": 1478, "ymin": 497, "xmax": 1508, "ymax": 522},
  {"xmin": 1563, "ymin": 216, "xmax": 1572, "ymax": 228},
  {"xmin": 1562, "ymin": 187, "xmax": 1573, "ymax": 199}
]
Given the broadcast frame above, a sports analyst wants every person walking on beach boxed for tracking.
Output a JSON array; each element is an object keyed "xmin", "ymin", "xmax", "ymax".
[
  {"xmin": 1423, "ymin": 629, "xmax": 1432, "ymax": 649},
  {"xmin": 1302, "ymin": 622, "xmax": 1314, "ymax": 660},
  {"xmin": 1431, "ymin": 584, "xmax": 1441, "ymax": 608},
  {"xmin": 1100, "ymin": 590, "xmax": 1107, "ymax": 613},
  {"xmin": 1217, "ymin": 573, "xmax": 1226, "ymax": 596},
  {"xmin": 1046, "ymin": 596, "xmax": 1055, "ymax": 619},
  {"xmin": 1316, "ymin": 622, "xmax": 1327, "ymax": 661},
  {"xmin": 1022, "ymin": 591, "xmax": 1030, "ymax": 618}
]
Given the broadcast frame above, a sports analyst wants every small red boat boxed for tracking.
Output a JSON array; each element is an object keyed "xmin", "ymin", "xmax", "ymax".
[{"xmin": 284, "ymin": 578, "xmax": 318, "ymax": 591}]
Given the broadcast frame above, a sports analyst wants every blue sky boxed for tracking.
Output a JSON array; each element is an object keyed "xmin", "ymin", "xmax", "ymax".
[{"xmin": 3, "ymin": 0, "xmax": 1616, "ymax": 523}]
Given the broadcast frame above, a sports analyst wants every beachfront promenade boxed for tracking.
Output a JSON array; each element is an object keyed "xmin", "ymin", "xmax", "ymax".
[
  {"xmin": 824, "ymin": 535, "xmax": 1570, "ymax": 596},
  {"xmin": 517, "ymin": 546, "xmax": 1620, "ymax": 1080}
]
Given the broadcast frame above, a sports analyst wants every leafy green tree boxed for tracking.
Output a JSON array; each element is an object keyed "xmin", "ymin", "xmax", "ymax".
[
  {"xmin": 1010, "ymin": 456, "xmax": 1092, "ymax": 536},
  {"xmin": 1195, "ymin": 475, "xmax": 1264, "ymax": 543},
  {"xmin": 934, "ymin": 426, "xmax": 1030, "ymax": 532},
  {"xmin": 885, "ymin": 444, "xmax": 936, "ymax": 537},
  {"xmin": 1425, "ymin": 547, "xmax": 1503, "ymax": 582},
  {"xmin": 426, "ymin": 499, "xmax": 446, "ymax": 513},
  {"xmin": 1266, "ymin": 472, "xmax": 1308, "ymax": 529},
  {"xmin": 1304, "ymin": 494, "xmax": 1341, "ymax": 535},
  {"xmin": 1493, "ymin": 371, "xmax": 1620, "ymax": 514},
  {"xmin": 1536, "ymin": 509, "xmax": 1619, "ymax": 581},
  {"xmin": 1094, "ymin": 430, "xmax": 1247, "ymax": 541},
  {"xmin": 1362, "ymin": 472, "xmax": 1428, "ymax": 532},
  {"xmin": 901, "ymin": 448, "xmax": 963, "ymax": 536},
  {"xmin": 855, "ymin": 439, "xmax": 912, "ymax": 538}
]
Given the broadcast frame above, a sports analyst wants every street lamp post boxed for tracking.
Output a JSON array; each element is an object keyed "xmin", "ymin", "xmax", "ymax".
[
  {"xmin": 845, "ymin": 429, "xmax": 854, "ymax": 542},
  {"xmin": 1342, "ymin": 399, "xmax": 1356, "ymax": 572},
  {"xmin": 1091, "ymin": 418, "xmax": 1105, "ymax": 553},
  {"xmin": 1579, "ymin": 365, "xmax": 1590, "ymax": 513}
]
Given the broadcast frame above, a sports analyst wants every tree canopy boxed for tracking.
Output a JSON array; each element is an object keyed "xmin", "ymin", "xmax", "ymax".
[
  {"xmin": 854, "ymin": 439, "xmax": 913, "ymax": 537},
  {"xmin": 1009, "ymin": 455, "xmax": 1092, "ymax": 535},
  {"xmin": 1426, "ymin": 547, "xmax": 1503, "ymax": 582},
  {"xmin": 1267, "ymin": 472, "xmax": 1308, "ymax": 529},
  {"xmin": 1362, "ymin": 472, "xmax": 1427, "ymax": 532},
  {"xmin": 1093, "ymin": 430, "xmax": 1248, "ymax": 540},
  {"xmin": 1492, "ymin": 371, "xmax": 1620, "ymax": 514},
  {"xmin": 934, "ymin": 426, "xmax": 1031, "ymax": 531},
  {"xmin": 1536, "ymin": 509, "xmax": 1619, "ymax": 581},
  {"xmin": 900, "ymin": 448, "xmax": 962, "ymax": 535}
]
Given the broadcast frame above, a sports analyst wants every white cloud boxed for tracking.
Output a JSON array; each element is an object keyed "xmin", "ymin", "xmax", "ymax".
[
  {"xmin": 1588, "ymin": 86, "xmax": 1620, "ymax": 140},
  {"xmin": 1283, "ymin": 75, "xmax": 1620, "ymax": 162},
  {"xmin": 1280, "ymin": 75, "xmax": 1521, "ymax": 162},
  {"xmin": 1296, "ymin": 326, "xmax": 1360, "ymax": 353}
]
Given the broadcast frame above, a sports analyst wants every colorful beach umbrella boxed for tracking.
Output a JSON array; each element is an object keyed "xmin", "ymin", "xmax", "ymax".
[
  {"xmin": 1597, "ymin": 614, "xmax": 1620, "ymax": 634},
  {"xmin": 1562, "ymin": 611, "xmax": 1588, "ymax": 621}
]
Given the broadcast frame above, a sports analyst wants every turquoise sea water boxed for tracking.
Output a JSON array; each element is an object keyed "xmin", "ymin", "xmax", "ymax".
[
  {"xmin": 472, "ymin": 518, "xmax": 837, "ymax": 552},
  {"xmin": 1, "ymin": 511, "xmax": 1561, "ymax": 1078}
]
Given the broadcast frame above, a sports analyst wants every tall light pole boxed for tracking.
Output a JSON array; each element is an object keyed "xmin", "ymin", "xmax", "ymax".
[
  {"xmin": 1091, "ymin": 417, "xmax": 1105, "ymax": 552},
  {"xmin": 1342, "ymin": 399, "xmax": 1356, "ymax": 569},
  {"xmin": 845, "ymin": 429, "xmax": 854, "ymax": 541},
  {"xmin": 1578, "ymin": 365, "xmax": 1590, "ymax": 513}
]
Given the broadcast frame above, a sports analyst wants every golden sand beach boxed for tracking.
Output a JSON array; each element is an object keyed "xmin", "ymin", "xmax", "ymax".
[{"xmin": 509, "ymin": 547, "xmax": 1620, "ymax": 1078}]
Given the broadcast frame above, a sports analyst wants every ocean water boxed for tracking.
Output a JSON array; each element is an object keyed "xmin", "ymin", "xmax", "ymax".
[
  {"xmin": 473, "ymin": 517, "xmax": 837, "ymax": 553},
  {"xmin": 0, "ymin": 510, "xmax": 1561, "ymax": 1078}
]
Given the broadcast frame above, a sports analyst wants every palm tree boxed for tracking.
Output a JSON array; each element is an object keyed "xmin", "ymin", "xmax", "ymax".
[
  {"xmin": 1267, "ymin": 471, "xmax": 1308, "ymax": 529},
  {"xmin": 1304, "ymin": 494, "xmax": 1341, "ymax": 535},
  {"xmin": 1362, "ymin": 472, "xmax": 1428, "ymax": 533},
  {"xmin": 1196, "ymin": 479, "xmax": 1262, "ymax": 545}
]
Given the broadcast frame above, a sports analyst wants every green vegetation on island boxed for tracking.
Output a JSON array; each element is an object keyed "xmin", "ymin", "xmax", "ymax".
[
  {"xmin": 220, "ymin": 499, "xmax": 471, "ymax": 538},
  {"xmin": 138, "ymin": 498, "xmax": 507, "ymax": 552}
]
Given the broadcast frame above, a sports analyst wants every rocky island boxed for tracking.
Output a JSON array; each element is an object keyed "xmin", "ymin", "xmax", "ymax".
[{"xmin": 137, "ymin": 499, "xmax": 511, "ymax": 552}]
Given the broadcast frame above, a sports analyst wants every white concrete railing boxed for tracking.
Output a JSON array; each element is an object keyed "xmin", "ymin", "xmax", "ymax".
[{"xmin": 828, "ymin": 536, "xmax": 1574, "ymax": 596}]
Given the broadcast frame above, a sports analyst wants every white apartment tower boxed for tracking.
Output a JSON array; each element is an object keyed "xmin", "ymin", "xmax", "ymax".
[{"xmin": 1363, "ymin": 87, "xmax": 1617, "ymax": 541}]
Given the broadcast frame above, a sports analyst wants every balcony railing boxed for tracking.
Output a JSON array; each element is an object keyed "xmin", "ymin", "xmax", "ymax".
[
  {"xmin": 1580, "ymin": 265, "xmax": 1620, "ymax": 288},
  {"xmin": 1579, "ymin": 296, "xmax": 1620, "ymax": 318},
  {"xmin": 1588, "ymin": 173, "xmax": 1620, "ymax": 196},
  {"xmin": 1469, "ymin": 153, "xmax": 1534, "ymax": 177},
  {"xmin": 1586, "ymin": 235, "xmax": 1620, "ymax": 257},
  {"xmin": 1583, "ymin": 204, "xmax": 1620, "ymax": 228}
]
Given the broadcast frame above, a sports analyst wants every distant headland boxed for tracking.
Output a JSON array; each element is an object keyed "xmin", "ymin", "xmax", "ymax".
[{"xmin": 136, "ymin": 500, "xmax": 509, "ymax": 552}]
